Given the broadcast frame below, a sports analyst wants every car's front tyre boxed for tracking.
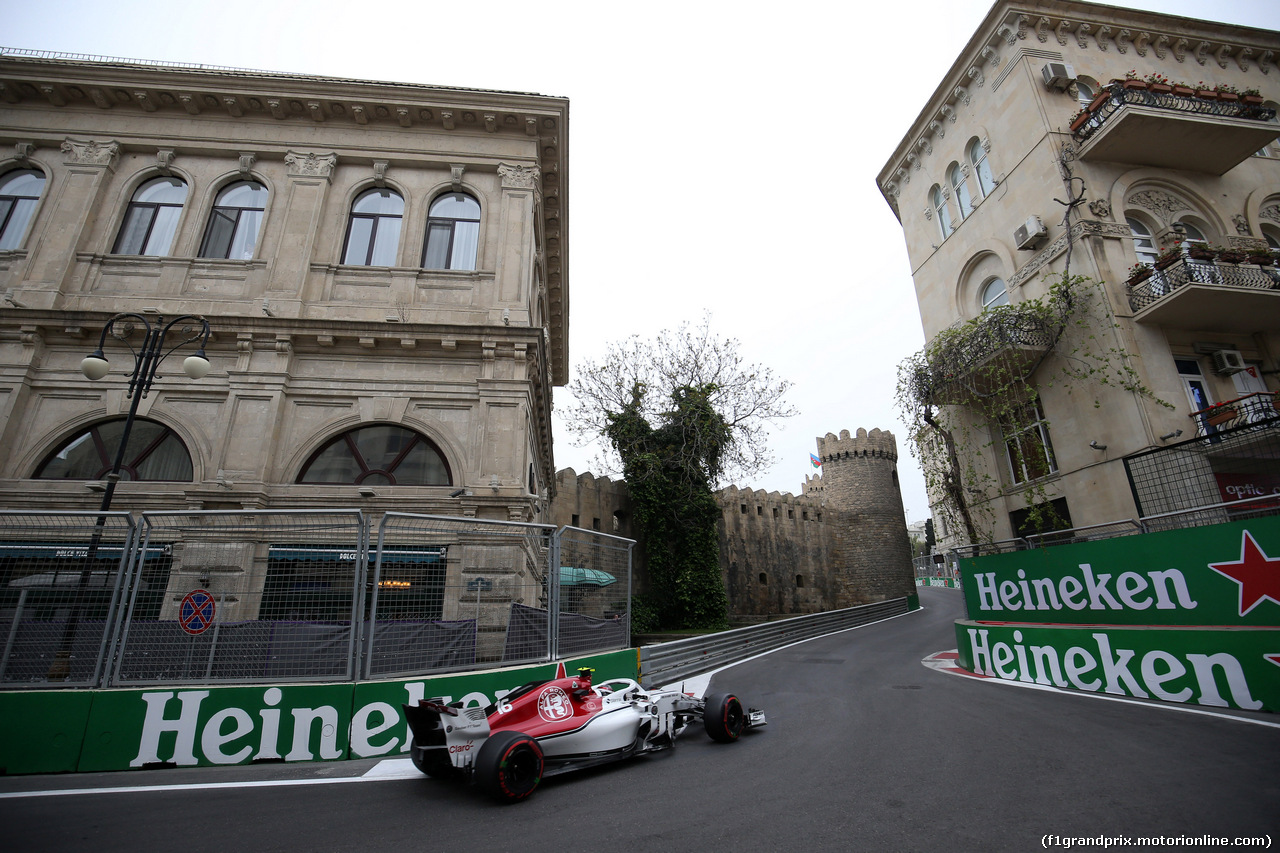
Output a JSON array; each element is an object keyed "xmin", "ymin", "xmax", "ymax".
[{"xmin": 703, "ymin": 693, "xmax": 746, "ymax": 743}]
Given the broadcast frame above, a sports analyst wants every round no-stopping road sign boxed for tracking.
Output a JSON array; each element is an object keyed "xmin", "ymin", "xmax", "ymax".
[{"xmin": 179, "ymin": 589, "xmax": 216, "ymax": 635}]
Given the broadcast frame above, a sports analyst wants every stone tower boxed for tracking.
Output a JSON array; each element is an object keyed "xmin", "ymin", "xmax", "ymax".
[{"xmin": 815, "ymin": 428, "xmax": 915, "ymax": 606}]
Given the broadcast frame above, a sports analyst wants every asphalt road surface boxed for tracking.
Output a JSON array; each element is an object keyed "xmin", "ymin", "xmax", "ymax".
[{"xmin": 2, "ymin": 587, "xmax": 1277, "ymax": 852}]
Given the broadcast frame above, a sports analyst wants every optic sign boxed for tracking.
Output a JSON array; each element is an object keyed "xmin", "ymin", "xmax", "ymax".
[{"xmin": 179, "ymin": 589, "xmax": 216, "ymax": 635}]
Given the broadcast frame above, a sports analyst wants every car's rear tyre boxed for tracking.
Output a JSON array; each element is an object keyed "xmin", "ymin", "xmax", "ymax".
[
  {"xmin": 409, "ymin": 739, "xmax": 461, "ymax": 781},
  {"xmin": 475, "ymin": 731, "xmax": 544, "ymax": 803},
  {"xmin": 703, "ymin": 693, "xmax": 746, "ymax": 743}
]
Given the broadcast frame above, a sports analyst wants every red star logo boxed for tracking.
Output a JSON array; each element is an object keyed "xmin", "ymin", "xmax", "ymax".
[{"xmin": 1208, "ymin": 531, "xmax": 1280, "ymax": 617}]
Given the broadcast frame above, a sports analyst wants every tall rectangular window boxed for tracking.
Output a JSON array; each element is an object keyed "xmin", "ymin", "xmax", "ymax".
[{"xmin": 1000, "ymin": 397, "xmax": 1057, "ymax": 485}]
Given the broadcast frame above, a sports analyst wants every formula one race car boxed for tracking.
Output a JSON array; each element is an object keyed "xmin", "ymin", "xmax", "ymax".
[{"xmin": 403, "ymin": 664, "xmax": 766, "ymax": 803}]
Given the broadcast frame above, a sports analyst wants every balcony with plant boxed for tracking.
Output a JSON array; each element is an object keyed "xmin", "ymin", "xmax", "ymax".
[{"xmin": 1069, "ymin": 73, "xmax": 1277, "ymax": 174}]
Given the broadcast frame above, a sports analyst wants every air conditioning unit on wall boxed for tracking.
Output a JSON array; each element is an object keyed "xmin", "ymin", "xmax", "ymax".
[
  {"xmin": 1211, "ymin": 349, "xmax": 1247, "ymax": 375},
  {"xmin": 1042, "ymin": 62, "xmax": 1076, "ymax": 90},
  {"xmin": 1014, "ymin": 216, "xmax": 1049, "ymax": 250}
]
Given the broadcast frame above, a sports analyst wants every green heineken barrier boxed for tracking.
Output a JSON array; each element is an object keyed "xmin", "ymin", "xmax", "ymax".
[
  {"xmin": 1, "ymin": 649, "xmax": 638, "ymax": 776},
  {"xmin": 955, "ymin": 621, "xmax": 1280, "ymax": 712},
  {"xmin": 959, "ymin": 517, "xmax": 1280, "ymax": 627}
]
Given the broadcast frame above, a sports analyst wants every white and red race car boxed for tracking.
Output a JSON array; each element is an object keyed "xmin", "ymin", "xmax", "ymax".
[{"xmin": 403, "ymin": 664, "xmax": 766, "ymax": 803}]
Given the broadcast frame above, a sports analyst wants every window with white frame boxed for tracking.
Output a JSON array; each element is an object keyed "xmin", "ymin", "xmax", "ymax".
[
  {"xmin": 342, "ymin": 188, "xmax": 403, "ymax": 266},
  {"xmin": 199, "ymin": 180, "xmax": 268, "ymax": 260},
  {"xmin": 968, "ymin": 138, "xmax": 995, "ymax": 197},
  {"xmin": 0, "ymin": 169, "xmax": 46, "ymax": 251},
  {"xmin": 1000, "ymin": 396, "xmax": 1057, "ymax": 485},
  {"xmin": 112, "ymin": 176, "xmax": 188, "ymax": 256},
  {"xmin": 948, "ymin": 162, "xmax": 972, "ymax": 220},
  {"xmin": 422, "ymin": 192, "xmax": 480, "ymax": 270},
  {"xmin": 930, "ymin": 184, "xmax": 952, "ymax": 239},
  {"xmin": 980, "ymin": 277, "xmax": 1008, "ymax": 310}
]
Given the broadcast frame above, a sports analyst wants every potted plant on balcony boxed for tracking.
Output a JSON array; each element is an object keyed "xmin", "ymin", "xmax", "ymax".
[
  {"xmin": 1172, "ymin": 82, "xmax": 1195, "ymax": 97},
  {"xmin": 1069, "ymin": 108, "xmax": 1090, "ymax": 132},
  {"xmin": 1215, "ymin": 83, "xmax": 1240, "ymax": 102},
  {"xmin": 1154, "ymin": 245, "xmax": 1181, "ymax": 270},
  {"xmin": 1186, "ymin": 242, "xmax": 1216, "ymax": 261},
  {"xmin": 1242, "ymin": 87, "xmax": 1264, "ymax": 105},
  {"xmin": 1126, "ymin": 262, "xmax": 1154, "ymax": 285},
  {"xmin": 1122, "ymin": 71, "xmax": 1148, "ymax": 90},
  {"xmin": 1215, "ymin": 245, "xmax": 1247, "ymax": 264},
  {"xmin": 1245, "ymin": 247, "xmax": 1274, "ymax": 266},
  {"xmin": 1205, "ymin": 405, "xmax": 1239, "ymax": 427},
  {"xmin": 1145, "ymin": 73, "xmax": 1173, "ymax": 94},
  {"xmin": 1195, "ymin": 82, "xmax": 1218, "ymax": 100}
]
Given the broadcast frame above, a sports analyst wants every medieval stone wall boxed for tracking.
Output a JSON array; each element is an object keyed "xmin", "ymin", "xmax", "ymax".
[{"xmin": 548, "ymin": 426, "xmax": 915, "ymax": 617}]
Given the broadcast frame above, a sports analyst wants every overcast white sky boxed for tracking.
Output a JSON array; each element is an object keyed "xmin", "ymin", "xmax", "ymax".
[{"xmin": 7, "ymin": 0, "xmax": 1279, "ymax": 523}]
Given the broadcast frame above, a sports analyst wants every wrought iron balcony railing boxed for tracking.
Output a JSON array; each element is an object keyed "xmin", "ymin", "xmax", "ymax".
[
  {"xmin": 1072, "ymin": 81, "xmax": 1276, "ymax": 145},
  {"xmin": 1189, "ymin": 392, "xmax": 1280, "ymax": 437},
  {"xmin": 1126, "ymin": 255, "xmax": 1280, "ymax": 312},
  {"xmin": 927, "ymin": 309, "xmax": 1059, "ymax": 404}
]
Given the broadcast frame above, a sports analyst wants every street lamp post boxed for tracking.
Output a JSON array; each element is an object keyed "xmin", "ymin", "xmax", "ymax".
[
  {"xmin": 78, "ymin": 313, "xmax": 212, "ymax": 513},
  {"xmin": 47, "ymin": 313, "xmax": 211, "ymax": 681}
]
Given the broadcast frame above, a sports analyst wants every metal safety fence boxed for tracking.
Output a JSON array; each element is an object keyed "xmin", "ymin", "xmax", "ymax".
[
  {"xmin": 0, "ymin": 509, "xmax": 633, "ymax": 689},
  {"xmin": 638, "ymin": 598, "xmax": 910, "ymax": 689}
]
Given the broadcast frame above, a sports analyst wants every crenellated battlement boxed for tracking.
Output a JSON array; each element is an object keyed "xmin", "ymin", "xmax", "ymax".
[{"xmin": 815, "ymin": 427, "xmax": 898, "ymax": 463}]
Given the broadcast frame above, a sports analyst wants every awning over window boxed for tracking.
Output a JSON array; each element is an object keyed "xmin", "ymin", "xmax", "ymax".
[
  {"xmin": 559, "ymin": 566, "xmax": 617, "ymax": 587},
  {"xmin": 0, "ymin": 542, "xmax": 170, "ymax": 561}
]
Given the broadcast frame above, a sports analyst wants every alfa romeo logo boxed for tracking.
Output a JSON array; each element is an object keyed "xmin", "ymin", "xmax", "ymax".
[{"xmin": 537, "ymin": 686, "xmax": 572, "ymax": 722}]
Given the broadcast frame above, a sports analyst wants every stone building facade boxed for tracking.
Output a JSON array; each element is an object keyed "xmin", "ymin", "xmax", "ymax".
[
  {"xmin": 876, "ymin": 1, "xmax": 1280, "ymax": 547},
  {"xmin": 552, "ymin": 427, "xmax": 916, "ymax": 618},
  {"xmin": 0, "ymin": 52, "xmax": 568, "ymax": 624}
]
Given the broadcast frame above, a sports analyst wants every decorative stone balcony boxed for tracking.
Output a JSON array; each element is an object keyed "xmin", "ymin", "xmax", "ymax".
[
  {"xmin": 1071, "ymin": 81, "xmax": 1279, "ymax": 175},
  {"xmin": 1126, "ymin": 255, "xmax": 1280, "ymax": 332}
]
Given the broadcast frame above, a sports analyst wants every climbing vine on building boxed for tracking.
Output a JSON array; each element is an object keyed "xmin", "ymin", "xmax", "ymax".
[{"xmin": 895, "ymin": 273, "xmax": 1168, "ymax": 545}]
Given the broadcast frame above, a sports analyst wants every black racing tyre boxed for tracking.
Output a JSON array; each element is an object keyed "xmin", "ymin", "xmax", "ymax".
[
  {"xmin": 409, "ymin": 739, "xmax": 461, "ymax": 781},
  {"xmin": 703, "ymin": 693, "xmax": 746, "ymax": 743},
  {"xmin": 475, "ymin": 731, "xmax": 544, "ymax": 803}
]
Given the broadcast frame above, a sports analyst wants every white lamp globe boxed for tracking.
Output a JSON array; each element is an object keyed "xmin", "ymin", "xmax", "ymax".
[
  {"xmin": 182, "ymin": 353, "xmax": 212, "ymax": 380},
  {"xmin": 81, "ymin": 354, "xmax": 110, "ymax": 381}
]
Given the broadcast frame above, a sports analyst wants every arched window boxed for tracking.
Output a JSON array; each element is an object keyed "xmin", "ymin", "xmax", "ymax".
[
  {"xmin": 930, "ymin": 185, "xmax": 952, "ymax": 239},
  {"xmin": 981, "ymin": 277, "xmax": 1009, "ymax": 310},
  {"xmin": 1076, "ymin": 81, "xmax": 1096, "ymax": 109},
  {"xmin": 948, "ymin": 162, "xmax": 972, "ymax": 220},
  {"xmin": 969, "ymin": 138, "xmax": 995, "ymax": 197},
  {"xmin": 0, "ymin": 168, "xmax": 46, "ymax": 250},
  {"xmin": 199, "ymin": 180, "xmax": 268, "ymax": 260},
  {"xmin": 1127, "ymin": 217, "xmax": 1159, "ymax": 266},
  {"xmin": 35, "ymin": 418, "xmax": 193, "ymax": 481},
  {"xmin": 113, "ymin": 177, "xmax": 188, "ymax": 256},
  {"xmin": 298, "ymin": 425, "xmax": 451, "ymax": 486},
  {"xmin": 342, "ymin": 188, "xmax": 403, "ymax": 266},
  {"xmin": 422, "ymin": 192, "xmax": 480, "ymax": 270}
]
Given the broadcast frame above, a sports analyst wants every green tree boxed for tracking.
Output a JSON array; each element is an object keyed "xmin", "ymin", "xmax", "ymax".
[{"xmin": 563, "ymin": 316, "xmax": 796, "ymax": 629}]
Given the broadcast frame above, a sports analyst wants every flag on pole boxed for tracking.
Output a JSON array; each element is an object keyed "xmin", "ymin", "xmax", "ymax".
[{"xmin": 810, "ymin": 453, "xmax": 822, "ymax": 468}]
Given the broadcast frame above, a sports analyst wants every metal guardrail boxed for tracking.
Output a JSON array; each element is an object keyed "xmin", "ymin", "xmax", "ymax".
[{"xmin": 638, "ymin": 598, "xmax": 909, "ymax": 689}]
